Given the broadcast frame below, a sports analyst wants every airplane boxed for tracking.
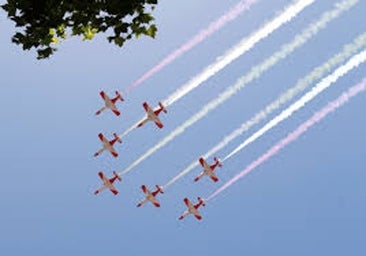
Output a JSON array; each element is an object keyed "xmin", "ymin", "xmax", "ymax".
[
  {"xmin": 136, "ymin": 185, "xmax": 164, "ymax": 208},
  {"xmin": 94, "ymin": 133, "xmax": 122, "ymax": 158},
  {"xmin": 95, "ymin": 91, "xmax": 124, "ymax": 116},
  {"xmin": 94, "ymin": 171, "xmax": 122, "ymax": 195},
  {"xmin": 194, "ymin": 157, "xmax": 222, "ymax": 183},
  {"xmin": 178, "ymin": 197, "xmax": 205, "ymax": 220},
  {"xmin": 137, "ymin": 102, "xmax": 167, "ymax": 129}
]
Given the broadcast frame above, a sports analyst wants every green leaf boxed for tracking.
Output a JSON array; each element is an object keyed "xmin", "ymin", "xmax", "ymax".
[
  {"xmin": 3, "ymin": 0, "xmax": 159, "ymax": 59},
  {"xmin": 114, "ymin": 37, "xmax": 125, "ymax": 47},
  {"xmin": 146, "ymin": 24, "xmax": 157, "ymax": 38}
]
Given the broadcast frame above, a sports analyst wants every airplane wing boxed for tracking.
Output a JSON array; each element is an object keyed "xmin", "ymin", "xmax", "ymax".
[
  {"xmin": 98, "ymin": 171, "xmax": 108, "ymax": 182},
  {"xmin": 137, "ymin": 118, "xmax": 149, "ymax": 128},
  {"xmin": 194, "ymin": 212, "xmax": 202, "ymax": 220},
  {"xmin": 94, "ymin": 186, "xmax": 106, "ymax": 195},
  {"xmin": 108, "ymin": 184, "xmax": 119, "ymax": 195},
  {"xmin": 143, "ymin": 102, "xmax": 151, "ymax": 113},
  {"xmin": 179, "ymin": 211, "xmax": 189, "ymax": 220},
  {"xmin": 98, "ymin": 133, "xmax": 107, "ymax": 143},
  {"xmin": 137, "ymin": 199, "xmax": 147, "ymax": 207},
  {"xmin": 150, "ymin": 197, "xmax": 160, "ymax": 207},
  {"xmin": 194, "ymin": 172, "xmax": 203, "ymax": 182},
  {"xmin": 199, "ymin": 157, "xmax": 209, "ymax": 169},
  {"xmin": 209, "ymin": 172, "xmax": 219, "ymax": 182},
  {"xmin": 110, "ymin": 104, "xmax": 120, "ymax": 116},
  {"xmin": 183, "ymin": 198, "xmax": 193, "ymax": 208},
  {"xmin": 153, "ymin": 116, "xmax": 163, "ymax": 129},
  {"xmin": 94, "ymin": 172, "xmax": 108, "ymax": 194},
  {"xmin": 100, "ymin": 91, "xmax": 107, "ymax": 100},
  {"xmin": 141, "ymin": 185, "xmax": 148, "ymax": 194},
  {"xmin": 108, "ymin": 146, "xmax": 118, "ymax": 158}
]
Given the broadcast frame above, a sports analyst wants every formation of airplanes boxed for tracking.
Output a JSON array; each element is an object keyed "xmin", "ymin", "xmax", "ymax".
[{"xmin": 93, "ymin": 91, "xmax": 224, "ymax": 221}]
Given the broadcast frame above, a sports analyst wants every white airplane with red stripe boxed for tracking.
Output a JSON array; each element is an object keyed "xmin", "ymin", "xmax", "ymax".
[
  {"xmin": 194, "ymin": 157, "xmax": 222, "ymax": 183},
  {"xmin": 179, "ymin": 197, "xmax": 205, "ymax": 220},
  {"xmin": 94, "ymin": 171, "xmax": 122, "ymax": 195},
  {"xmin": 136, "ymin": 185, "xmax": 164, "ymax": 208},
  {"xmin": 137, "ymin": 102, "xmax": 167, "ymax": 129},
  {"xmin": 95, "ymin": 91, "xmax": 124, "ymax": 116},
  {"xmin": 94, "ymin": 133, "xmax": 122, "ymax": 158}
]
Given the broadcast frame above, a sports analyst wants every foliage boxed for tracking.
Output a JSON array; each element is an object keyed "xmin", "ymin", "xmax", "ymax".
[{"xmin": 2, "ymin": 0, "xmax": 158, "ymax": 59}]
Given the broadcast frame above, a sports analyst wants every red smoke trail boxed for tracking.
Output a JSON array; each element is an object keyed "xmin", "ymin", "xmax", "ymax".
[
  {"xmin": 125, "ymin": 0, "xmax": 260, "ymax": 93},
  {"xmin": 207, "ymin": 78, "xmax": 366, "ymax": 201}
]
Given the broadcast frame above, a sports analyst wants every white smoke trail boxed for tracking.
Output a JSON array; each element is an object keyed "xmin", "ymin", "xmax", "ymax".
[
  {"xmin": 163, "ymin": 0, "xmax": 315, "ymax": 106},
  {"xmin": 207, "ymin": 78, "xmax": 366, "ymax": 201},
  {"xmin": 119, "ymin": 0, "xmax": 315, "ymax": 138},
  {"xmin": 126, "ymin": 0, "xmax": 261, "ymax": 91},
  {"xmin": 120, "ymin": 120, "xmax": 141, "ymax": 138},
  {"xmin": 119, "ymin": 0, "xmax": 357, "ymax": 177},
  {"xmin": 164, "ymin": 30, "xmax": 366, "ymax": 188},
  {"xmin": 225, "ymin": 49, "xmax": 366, "ymax": 160}
]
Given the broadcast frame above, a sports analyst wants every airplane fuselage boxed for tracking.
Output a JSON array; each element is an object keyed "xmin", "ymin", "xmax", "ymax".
[
  {"xmin": 204, "ymin": 166, "xmax": 214, "ymax": 175},
  {"xmin": 144, "ymin": 189, "xmax": 160, "ymax": 204},
  {"xmin": 180, "ymin": 206, "xmax": 199, "ymax": 220},
  {"xmin": 100, "ymin": 136, "xmax": 118, "ymax": 152},
  {"xmin": 137, "ymin": 192, "xmax": 157, "ymax": 207},
  {"xmin": 146, "ymin": 108, "xmax": 159, "ymax": 122},
  {"xmin": 146, "ymin": 192, "xmax": 154, "ymax": 201},
  {"xmin": 102, "ymin": 140, "xmax": 114, "ymax": 150},
  {"xmin": 104, "ymin": 97, "xmax": 113, "ymax": 108},
  {"xmin": 188, "ymin": 202, "xmax": 202, "ymax": 215}
]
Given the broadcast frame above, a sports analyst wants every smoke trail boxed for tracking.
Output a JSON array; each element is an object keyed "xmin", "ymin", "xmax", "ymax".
[
  {"xmin": 164, "ymin": 30, "xmax": 366, "ymax": 188},
  {"xmin": 120, "ymin": 0, "xmax": 355, "ymax": 176},
  {"xmin": 119, "ymin": 120, "xmax": 142, "ymax": 138},
  {"xmin": 225, "ymin": 49, "xmax": 366, "ymax": 161},
  {"xmin": 163, "ymin": 0, "xmax": 315, "ymax": 106},
  {"xmin": 125, "ymin": 0, "xmax": 260, "ymax": 92},
  {"xmin": 119, "ymin": 0, "xmax": 315, "ymax": 138},
  {"xmin": 207, "ymin": 78, "xmax": 366, "ymax": 201}
]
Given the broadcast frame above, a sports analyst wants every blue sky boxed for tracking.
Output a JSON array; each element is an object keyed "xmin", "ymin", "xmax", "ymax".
[{"xmin": 1, "ymin": 0, "xmax": 365, "ymax": 255}]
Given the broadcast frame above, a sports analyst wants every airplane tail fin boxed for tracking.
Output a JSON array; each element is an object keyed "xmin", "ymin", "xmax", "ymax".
[
  {"xmin": 115, "ymin": 91, "xmax": 124, "ymax": 101},
  {"xmin": 159, "ymin": 102, "xmax": 167, "ymax": 113},
  {"xmin": 113, "ymin": 171, "xmax": 122, "ymax": 181},
  {"xmin": 214, "ymin": 157, "xmax": 223, "ymax": 167},
  {"xmin": 198, "ymin": 197, "xmax": 206, "ymax": 206},
  {"xmin": 113, "ymin": 133, "xmax": 122, "ymax": 143},
  {"xmin": 156, "ymin": 185, "xmax": 164, "ymax": 194}
]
